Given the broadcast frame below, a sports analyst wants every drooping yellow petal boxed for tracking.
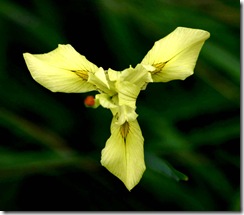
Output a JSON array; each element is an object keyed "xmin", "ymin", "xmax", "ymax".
[
  {"xmin": 23, "ymin": 44, "xmax": 98, "ymax": 93},
  {"xmin": 101, "ymin": 117, "xmax": 146, "ymax": 191},
  {"xmin": 141, "ymin": 27, "xmax": 210, "ymax": 82}
]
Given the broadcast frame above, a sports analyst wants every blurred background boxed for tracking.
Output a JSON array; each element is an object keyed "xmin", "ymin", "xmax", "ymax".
[{"xmin": 0, "ymin": 0, "xmax": 240, "ymax": 211}]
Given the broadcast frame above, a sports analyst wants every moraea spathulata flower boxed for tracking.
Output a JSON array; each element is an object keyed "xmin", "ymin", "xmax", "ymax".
[{"xmin": 23, "ymin": 27, "xmax": 210, "ymax": 191}]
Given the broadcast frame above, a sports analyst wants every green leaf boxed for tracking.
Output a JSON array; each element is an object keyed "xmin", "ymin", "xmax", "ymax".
[
  {"xmin": 0, "ymin": 0, "xmax": 66, "ymax": 47},
  {"xmin": 0, "ymin": 148, "xmax": 99, "ymax": 180},
  {"xmin": 145, "ymin": 152, "xmax": 188, "ymax": 181},
  {"xmin": 201, "ymin": 42, "xmax": 240, "ymax": 83}
]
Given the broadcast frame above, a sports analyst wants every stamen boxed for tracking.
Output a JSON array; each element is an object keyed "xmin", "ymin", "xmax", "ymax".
[{"xmin": 120, "ymin": 121, "xmax": 130, "ymax": 140}]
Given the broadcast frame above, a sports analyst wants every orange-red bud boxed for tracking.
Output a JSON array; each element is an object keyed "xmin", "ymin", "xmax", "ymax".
[{"xmin": 84, "ymin": 95, "xmax": 95, "ymax": 107}]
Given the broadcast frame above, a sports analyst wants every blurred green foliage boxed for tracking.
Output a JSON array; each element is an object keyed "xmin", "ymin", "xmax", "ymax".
[{"xmin": 0, "ymin": 0, "xmax": 240, "ymax": 211}]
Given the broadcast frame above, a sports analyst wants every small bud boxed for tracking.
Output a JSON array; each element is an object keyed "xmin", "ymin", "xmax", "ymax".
[
  {"xmin": 84, "ymin": 95, "xmax": 95, "ymax": 107},
  {"xmin": 84, "ymin": 95, "xmax": 100, "ymax": 108}
]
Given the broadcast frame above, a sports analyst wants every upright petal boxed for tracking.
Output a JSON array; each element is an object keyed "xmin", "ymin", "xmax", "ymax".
[
  {"xmin": 101, "ymin": 117, "xmax": 146, "ymax": 191},
  {"xmin": 23, "ymin": 44, "xmax": 98, "ymax": 93},
  {"xmin": 120, "ymin": 64, "xmax": 153, "ymax": 90},
  {"xmin": 115, "ymin": 105, "xmax": 138, "ymax": 125},
  {"xmin": 116, "ymin": 81, "xmax": 140, "ymax": 108},
  {"xmin": 95, "ymin": 93, "xmax": 117, "ymax": 109},
  {"xmin": 107, "ymin": 68, "xmax": 121, "ymax": 82},
  {"xmin": 88, "ymin": 67, "xmax": 114, "ymax": 94},
  {"xmin": 141, "ymin": 27, "xmax": 210, "ymax": 82}
]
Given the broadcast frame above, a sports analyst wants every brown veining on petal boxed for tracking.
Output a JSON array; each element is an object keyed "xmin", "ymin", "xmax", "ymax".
[
  {"xmin": 120, "ymin": 121, "xmax": 130, "ymax": 141},
  {"xmin": 151, "ymin": 62, "xmax": 167, "ymax": 74},
  {"xmin": 73, "ymin": 70, "xmax": 89, "ymax": 81}
]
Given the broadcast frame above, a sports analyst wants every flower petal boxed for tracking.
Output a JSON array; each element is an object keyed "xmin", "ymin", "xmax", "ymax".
[
  {"xmin": 23, "ymin": 44, "xmax": 98, "ymax": 93},
  {"xmin": 101, "ymin": 118, "xmax": 146, "ymax": 191},
  {"xmin": 120, "ymin": 64, "xmax": 153, "ymax": 89},
  {"xmin": 88, "ymin": 67, "xmax": 114, "ymax": 94},
  {"xmin": 95, "ymin": 93, "xmax": 117, "ymax": 109},
  {"xmin": 141, "ymin": 27, "xmax": 210, "ymax": 82},
  {"xmin": 116, "ymin": 105, "xmax": 138, "ymax": 125},
  {"xmin": 116, "ymin": 81, "xmax": 140, "ymax": 108},
  {"xmin": 107, "ymin": 68, "xmax": 121, "ymax": 82}
]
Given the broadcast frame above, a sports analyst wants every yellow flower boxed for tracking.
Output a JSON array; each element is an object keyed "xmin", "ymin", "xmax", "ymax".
[{"xmin": 23, "ymin": 27, "xmax": 210, "ymax": 190}]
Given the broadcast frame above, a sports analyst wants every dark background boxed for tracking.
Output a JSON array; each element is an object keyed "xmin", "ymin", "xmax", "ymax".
[{"xmin": 0, "ymin": 0, "xmax": 240, "ymax": 211}]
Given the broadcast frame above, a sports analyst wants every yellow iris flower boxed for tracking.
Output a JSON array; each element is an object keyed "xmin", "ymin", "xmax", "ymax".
[{"xmin": 23, "ymin": 27, "xmax": 210, "ymax": 191}]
